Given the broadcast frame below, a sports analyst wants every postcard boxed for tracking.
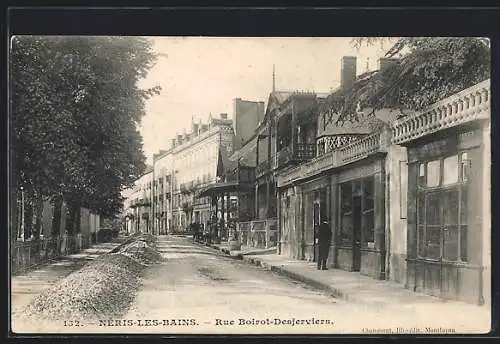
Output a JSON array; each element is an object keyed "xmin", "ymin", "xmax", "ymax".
[{"xmin": 9, "ymin": 35, "xmax": 491, "ymax": 335}]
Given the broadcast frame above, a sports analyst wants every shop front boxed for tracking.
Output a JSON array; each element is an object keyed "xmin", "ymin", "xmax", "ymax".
[
  {"xmin": 391, "ymin": 79, "xmax": 490, "ymax": 304},
  {"xmin": 277, "ymin": 129, "xmax": 390, "ymax": 280},
  {"xmin": 333, "ymin": 158, "xmax": 386, "ymax": 279},
  {"xmin": 301, "ymin": 177, "xmax": 330, "ymax": 262}
]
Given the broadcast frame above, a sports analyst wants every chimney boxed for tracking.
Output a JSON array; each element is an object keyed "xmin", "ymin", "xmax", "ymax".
[
  {"xmin": 171, "ymin": 138, "xmax": 176, "ymax": 148},
  {"xmin": 378, "ymin": 57, "xmax": 399, "ymax": 72},
  {"xmin": 177, "ymin": 134, "xmax": 183, "ymax": 145},
  {"xmin": 340, "ymin": 56, "xmax": 357, "ymax": 91},
  {"xmin": 192, "ymin": 122, "xmax": 200, "ymax": 136},
  {"xmin": 220, "ymin": 113, "xmax": 228, "ymax": 120}
]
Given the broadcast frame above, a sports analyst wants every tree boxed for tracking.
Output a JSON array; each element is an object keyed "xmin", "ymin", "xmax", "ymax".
[
  {"xmin": 324, "ymin": 37, "xmax": 490, "ymax": 126},
  {"xmin": 11, "ymin": 36, "xmax": 160, "ymax": 240}
]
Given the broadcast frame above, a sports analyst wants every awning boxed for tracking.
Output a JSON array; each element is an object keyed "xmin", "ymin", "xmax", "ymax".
[{"xmin": 197, "ymin": 181, "xmax": 254, "ymax": 198}]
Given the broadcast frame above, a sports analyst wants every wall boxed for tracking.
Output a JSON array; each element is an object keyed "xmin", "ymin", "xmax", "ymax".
[
  {"xmin": 279, "ymin": 186, "xmax": 301, "ymax": 259},
  {"xmin": 481, "ymin": 121, "xmax": 491, "ymax": 306},
  {"xmin": 233, "ymin": 98, "xmax": 265, "ymax": 151},
  {"xmin": 385, "ymin": 144, "xmax": 408, "ymax": 284}
]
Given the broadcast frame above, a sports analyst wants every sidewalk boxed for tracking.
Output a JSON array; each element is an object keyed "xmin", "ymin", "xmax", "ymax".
[
  {"xmin": 206, "ymin": 242, "xmax": 277, "ymax": 257},
  {"xmin": 11, "ymin": 240, "xmax": 124, "ymax": 317},
  {"xmin": 240, "ymin": 253, "xmax": 491, "ymax": 330}
]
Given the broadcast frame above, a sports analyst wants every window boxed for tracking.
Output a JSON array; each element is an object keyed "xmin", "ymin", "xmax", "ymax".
[
  {"xmin": 426, "ymin": 159, "xmax": 440, "ymax": 187},
  {"xmin": 460, "ymin": 152, "xmax": 470, "ymax": 182},
  {"xmin": 443, "ymin": 155, "xmax": 459, "ymax": 185},
  {"xmin": 416, "ymin": 151, "xmax": 469, "ymax": 263},
  {"xmin": 340, "ymin": 183, "xmax": 353, "ymax": 245},
  {"xmin": 362, "ymin": 176, "xmax": 375, "ymax": 248}
]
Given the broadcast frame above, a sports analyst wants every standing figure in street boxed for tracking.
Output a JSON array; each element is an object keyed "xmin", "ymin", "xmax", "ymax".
[
  {"xmin": 317, "ymin": 219, "xmax": 332, "ymax": 270},
  {"xmin": 191, "ymin": 222, "xmax": 199, "ymax": 242}
]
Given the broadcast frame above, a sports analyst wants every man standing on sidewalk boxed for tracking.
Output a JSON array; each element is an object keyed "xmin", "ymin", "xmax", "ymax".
[{"xmin": 317, "ymin": 219, "xmax": 332, "ymax": 270}]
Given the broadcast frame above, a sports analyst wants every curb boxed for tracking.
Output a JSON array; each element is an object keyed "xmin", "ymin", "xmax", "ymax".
[{"xmin": 241, "ymin": 256, "xmax": 352, "ymax": 303}]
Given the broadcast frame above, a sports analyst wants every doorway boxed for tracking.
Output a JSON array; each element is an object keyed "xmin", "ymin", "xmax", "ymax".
[{"xmin": 313, "ymin": 188, "xmax": 327, "ymax": 262}]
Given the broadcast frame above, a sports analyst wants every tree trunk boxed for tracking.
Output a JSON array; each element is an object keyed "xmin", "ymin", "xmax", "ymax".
[
  {"xmin": 51, "ymin": 195, "xmax": 63, "ymax": 237},
  {"xmin": 23, "ymin": 188, "xmax": 34, "ymax": 241},
  {"xmin": 11, "ymin": 188, "xmax": 19, "ymax": 243},
  {"xmin": 75, "ymin": 204, "xmax": 81, "ymax": 234},
  {"xmin": 33, "ymin": 195, "xmax": 43, "ymax": 240},
  {"xmin": 66, "ymin": 196, "xmax": 81, "ymax": 236}
]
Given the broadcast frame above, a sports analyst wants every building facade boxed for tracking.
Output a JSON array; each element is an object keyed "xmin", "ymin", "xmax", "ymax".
[
  {"xmin": 126, "ymin": 167, "xmax": 153, "ymax": 234},
  {"xmin": 159, "ymin": 114, "xmax": 234, "ymax": 233},
  {"xmin": 391, "ymin": 79, "xmax": 490, "ymax": 305},
  {"xmin": 276, "ymin": 78, "xmax": 491, "ymax": 305}
]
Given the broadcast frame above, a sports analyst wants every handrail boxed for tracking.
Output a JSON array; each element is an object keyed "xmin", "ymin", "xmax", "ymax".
[
  {"xmin": 391, "ymin": 79, "xmax": 490, "ymax": 144},
  {"xmin": 277, "ymin": 130, "xmax": 388, "ymax": 188}
]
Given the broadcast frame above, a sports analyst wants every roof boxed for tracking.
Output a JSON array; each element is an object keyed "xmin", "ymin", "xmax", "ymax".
[
  {"xmin": 143, "ymin": 165, "xmax": 153, "ymax": 174},
  {"xmin": 228, "ymin": 122, "xmax": 268, "ymax": 164},
  {"xmin": 273, "ymin": 91, "xmax": 294, "ymax": 104},
  {"xmin": 259, "ymin": 91, "xmax": 294, "ymax": 130}
]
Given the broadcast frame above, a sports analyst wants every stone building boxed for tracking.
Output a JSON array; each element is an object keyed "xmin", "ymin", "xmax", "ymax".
[{"xmin": 167, "ymin": 114, "xmax": 234, "ymax": 232}]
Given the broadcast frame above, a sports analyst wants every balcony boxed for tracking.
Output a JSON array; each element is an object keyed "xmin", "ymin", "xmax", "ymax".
[
  {"xmin": 391, "ymin": 79, "xmax": 490, "ymax": 145},
  {"xmin": 277, "ymin": 130, "xmax": 389, "ymax": 188},
  {"xmin": 275, "ymin": 143, "xmax": 316, "ymax": 170},
  {"xmin": 256, "ymin": 160, "xmax": 271, "ymax": 178}
]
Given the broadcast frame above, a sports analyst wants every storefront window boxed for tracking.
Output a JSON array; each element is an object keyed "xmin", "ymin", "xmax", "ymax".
[
  {"xmin": 340, "ymin": 183, "xmax": 353, "ymax": 245},
  {"xmin": 416, "ymin": 151, "xmax": 469, "ymax": 263},
  {"xmin": 340, "ymin": 177, "xmax": 375, "ymax": 248},
  {"xmin": 418, "ymin": 163, "xmax": 426, "ymax": 186},
  {"xmin": 426, "ymin": 159, "xmax": 441, "ymax": 187},
  {"xmin": 443, "ymin": 155, "xmax": 459, "ymax": 185},
  {"xmin": 362, "ymin": 176, "xmax": 375, "ymax": 248}
]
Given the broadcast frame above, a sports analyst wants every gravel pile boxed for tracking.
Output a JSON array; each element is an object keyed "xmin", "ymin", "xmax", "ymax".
[
  {"xmin": 22, "ymin": 236, "xmax": 162, "ymax": 322},
  {"xmin": 120, "ymin": 244, "xmax": 163, "ymax": 265},
  {"xmin": 110, "ymin": 233, "xmax": 158, "ymax": 253}
]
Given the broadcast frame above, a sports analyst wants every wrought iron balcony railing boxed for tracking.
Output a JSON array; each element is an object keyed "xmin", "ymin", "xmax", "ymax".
[
  {"xmin": 277, "ymin": 130, "xmax": 389, "ymax": 188},
  {"xmin": 275, "ymin": 143, "xmax": 316, "ymax": 170},
  {"xmin": 256, "ymin": 160, "xmax": 271, "ymax": 177}
]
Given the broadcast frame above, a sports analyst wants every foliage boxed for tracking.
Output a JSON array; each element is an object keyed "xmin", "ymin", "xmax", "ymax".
[
  {"xmin": 11, "ymin": 36, "xmax": 161, "ymax": 234},
  {"xmin": 325, "ymin": 37, "xmax": 490, "ymax": 125}
]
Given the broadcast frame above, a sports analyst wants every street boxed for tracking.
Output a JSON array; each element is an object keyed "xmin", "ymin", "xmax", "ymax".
[
  {"xmin": 86, "ymin": 236, "xmax": 471, "ymax": 334},
  {"xmin": 123, "ymin": 235, "xmax": 343, "ymax": 334},
  {"xmin": 12, "ymin": 235, "xmax": 488, "ymax": 334}
]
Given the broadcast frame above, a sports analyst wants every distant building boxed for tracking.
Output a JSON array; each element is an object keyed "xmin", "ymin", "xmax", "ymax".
[
  {"xmin": 232, "ymin": 98, "xmax": 265, "ymax": 152},
  {"xmin": 125, "ymin": 166, "xmax": 153, "ymax": 234},
  {"xmin": 165, "ymin": 114, "xmax": 234, "ymax": 232}
]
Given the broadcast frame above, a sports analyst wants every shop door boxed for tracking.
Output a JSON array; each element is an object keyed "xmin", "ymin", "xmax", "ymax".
[
  {"xmin": 313, "ymin": 188, "xmax": 328, "ymax": 262},
  {"xmin": 352, "ymin": 195, "xmax": 362, "ymax": 272}
]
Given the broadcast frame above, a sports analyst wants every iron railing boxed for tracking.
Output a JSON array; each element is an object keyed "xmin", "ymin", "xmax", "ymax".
[
  {"xmin": 237, "ymin": 219, "xmax": 278, "ymax": 249},
  {"xmin": 10, "ymin": 234, "xmax": 94, "ymax": 276}
]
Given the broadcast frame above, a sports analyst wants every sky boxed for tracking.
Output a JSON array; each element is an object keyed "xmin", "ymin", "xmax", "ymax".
[{"xmin": 138, "ymin": 37, "xmax": 390, "ymax": 165}]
